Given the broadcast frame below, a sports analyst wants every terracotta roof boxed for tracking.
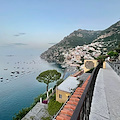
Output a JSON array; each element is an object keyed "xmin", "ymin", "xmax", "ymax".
[{"xmin": 56, "ymin": 75, "xmax": 91, "ymax": 120}]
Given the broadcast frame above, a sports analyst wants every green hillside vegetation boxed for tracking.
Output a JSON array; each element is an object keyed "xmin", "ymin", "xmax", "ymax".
[
  {"xmin": 41, "ymin": 21, "xmax": 120, "ymax": 64},
  {"xmin": 101, "ymin": 21, "xmax": 120, "ymax": 34},
  {"xmin": 96, "ymin": 21, "xmax": 120, "ymax": 51},
  {"xmin": 57, "ymin": 30, "xmax": 101, "ymax": 48}
]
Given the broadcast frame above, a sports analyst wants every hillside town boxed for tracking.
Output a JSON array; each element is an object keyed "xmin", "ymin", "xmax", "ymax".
[
  {"xmin": 13, "ymin": 20, "xmax": 120, "ymax": 120},
  {"xmin": 62, "ymin": 42, "xmax": 105, "ymax": 68}
]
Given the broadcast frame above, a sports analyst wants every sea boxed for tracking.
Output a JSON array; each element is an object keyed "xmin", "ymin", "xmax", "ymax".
[{"xmin": 0, "ymin": 46, "xmax": 65, "ymax": 120}]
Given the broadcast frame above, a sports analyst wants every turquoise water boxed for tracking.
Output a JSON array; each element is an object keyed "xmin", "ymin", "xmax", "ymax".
[{"xmin": 0, "ymin": 47, "xmax": 64, "ymax": 120}]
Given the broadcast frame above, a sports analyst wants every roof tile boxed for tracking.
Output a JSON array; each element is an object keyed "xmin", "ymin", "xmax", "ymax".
[
  {"xmin": 55, "ymin": 75, "xmax": 91, "ymax": 120},
  {"xmin": 67, "ymin": 101, "xmax": 78, "ymax": 106},
  {"xmin": 56, "ymin": 113, "xmax": 71, "ymax": 120},
  {"xmin": 71, "ymin": 94, "xmax": 82, "ymax": 98},
  {"xmin": 69, "ymin": 97, "xmax": 80, "ymax": 102},
  {"xmin": 64, "ymin": 104, "xmax": 76, "ymax": 110},
  {"xmin": 61, "ymin": 108, "xmax": 74, "ymax": 116}
]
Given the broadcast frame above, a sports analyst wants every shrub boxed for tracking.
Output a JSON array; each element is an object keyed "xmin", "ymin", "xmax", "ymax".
[
  {"xmin": 48, "ymin": 98, "xmax": 63, "ymax": 116},
  {"xmin": 53, "ymin": 85, "xmax": 56, "ymax": 90},
  {"xmin": 49, "ymin": 94, "xmax": 56, "ymax": 100},
  {"xmin": 41, "ymin": 116, "xmax": 51, "ymax": 120},
  {"xmin": 34, "ymin": 93, "xmax": 47, "ymax": 104},
  {"xmin": 88, "ymin": 50, "xmax": 93, "ymax": 53},
  {"xmin": 56, "ymin": 79, "xmax": 64, "ymax": 86},
  {"xmin": 96, "ymin": 55, "xmax": 107, "ymax": 63},
  {"xmin": 13, "ymin": 107, "xmax": 31, "ymax": 120},
  {"xmin": 107, "ymin": 51, "xmax": 119, "ymax": 58},
  {"xmin": 13, "ymin": 93, "xmax": 47, "ymax": 120},
  {"xmin": 48, "ymin": 89, "xmax": 52, "ymax": 96}
]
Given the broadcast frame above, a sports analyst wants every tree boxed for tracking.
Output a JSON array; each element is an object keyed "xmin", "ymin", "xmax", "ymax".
[
  {"xmin": 36, "ymin": 70, "xmax": 61, "ymax": 98},
  {"xmin": 107, "ymin": 51, "xmax": 119, "ymax": 59},
  {"xmin": 96, "ymin": 55, "xmax": 107, "ymax": 63}
]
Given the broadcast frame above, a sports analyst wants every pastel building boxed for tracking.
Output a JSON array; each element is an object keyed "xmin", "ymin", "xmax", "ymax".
[{"xmin": 56, "ymin": 76, "xmax": 79, "ymax": 103}]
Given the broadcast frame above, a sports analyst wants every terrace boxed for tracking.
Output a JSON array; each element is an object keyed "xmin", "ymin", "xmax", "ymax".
[{"xmin": 53, "ymin": 61, "xmax": 120, "ymax": 120}]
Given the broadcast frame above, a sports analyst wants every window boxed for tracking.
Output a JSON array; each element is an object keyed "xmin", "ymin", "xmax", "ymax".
[{"xmin": 59, "ymin": 94, "xmax": 62, "ymax": 99}]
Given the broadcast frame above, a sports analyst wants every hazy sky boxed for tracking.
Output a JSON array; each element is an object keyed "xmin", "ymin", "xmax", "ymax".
[{"xmin": 0, "ymin": 0, "xmax": 120, "ymax": 49}]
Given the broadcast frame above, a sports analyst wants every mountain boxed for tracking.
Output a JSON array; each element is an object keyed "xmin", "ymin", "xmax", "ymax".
[
  {"xmin": 93, "ymin": 21, "xmax": 120, "ymax": 50},
  {"xmin": 41, "ymin": 30, "xmax": 101, "ymax": 63},
  {"xmin": 41, "ymin": 21, "xmax": 120, "ymax": 64},
  {"xmin": 58, "ymin": 29, "xmax": 101, "ymax": 48}
]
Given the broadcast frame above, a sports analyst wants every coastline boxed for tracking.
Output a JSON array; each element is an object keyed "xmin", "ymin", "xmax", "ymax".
[{"xmin": 0, "ymin": 54, "xmax": 64, "ymax": 120}]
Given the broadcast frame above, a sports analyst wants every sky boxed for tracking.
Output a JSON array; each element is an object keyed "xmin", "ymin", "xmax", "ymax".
[{"xmin": 0, "ymin": 0, "xmax": 120, "ymax": 49}]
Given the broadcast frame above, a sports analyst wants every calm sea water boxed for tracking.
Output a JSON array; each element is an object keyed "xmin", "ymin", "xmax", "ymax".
[{"xmin": 0, "ymin": 47, "xmax": 64, "ymax": 120}]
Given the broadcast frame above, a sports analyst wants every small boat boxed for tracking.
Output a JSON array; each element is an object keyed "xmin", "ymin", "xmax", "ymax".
[
  {"xmin": 16, "ymin": 71, "xmax": 20, "ymax": 74},
  {"xmin": 11, "ymin": 72, "xmax": 15, "ymax": 74},
  {"xmin": 4, "ymin": 68, "xmax": 8, "ymax": 70}
]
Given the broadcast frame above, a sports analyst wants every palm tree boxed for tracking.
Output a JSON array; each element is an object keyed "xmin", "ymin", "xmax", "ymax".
[{"xmin": 36, "ymin": 70, "xmax": 61, "ymax": 98}]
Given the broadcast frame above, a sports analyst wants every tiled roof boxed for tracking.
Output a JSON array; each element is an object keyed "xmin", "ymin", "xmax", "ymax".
[{"xmin": 56, "ymin": 75, "xmax": 91, "ymax": 120}]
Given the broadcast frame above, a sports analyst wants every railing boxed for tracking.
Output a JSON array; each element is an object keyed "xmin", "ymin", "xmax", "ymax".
[
  {"xmin": 107, "ymin": 61, "xmax": 120, "ymax": 76},
  {"xmin": 53, "ymin": 82, "xmax": 82, "ymax": 119},
  {"xmin": 70, "ymin": 63, "xmax": 102, "ymax": 120}
]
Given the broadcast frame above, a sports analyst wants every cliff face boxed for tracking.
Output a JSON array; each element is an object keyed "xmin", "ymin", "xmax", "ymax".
[{"xmin": 41, "ymin": 21, "xmax": 120, "ymax": 64}]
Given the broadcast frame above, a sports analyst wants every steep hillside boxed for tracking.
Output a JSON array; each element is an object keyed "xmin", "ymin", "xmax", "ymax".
[
  {"xmin": 41, "ymin": 21, "xmax": 120, "ymax": 64},
  {"xmin": 93, "ymin": 21, "xmax": 120, "ymax": 51},
  {"xmin": 59, "ymin": 29, "xmax": 101, "ymax": 48},
  {"xmin": 41, "ymin": 29, "xmax": 101, "ymax": 63}
]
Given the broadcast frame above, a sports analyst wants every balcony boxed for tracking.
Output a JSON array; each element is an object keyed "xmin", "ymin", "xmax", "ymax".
[{"xmin": 54, "ymin": 61, "xmax": 120, "ymax": 120}]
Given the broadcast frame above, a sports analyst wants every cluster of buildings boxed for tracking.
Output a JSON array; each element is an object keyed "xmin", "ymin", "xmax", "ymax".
[
  {"xmin": 62, "ymin": 42, "xmax": 104, "ymax": 67},
  {"xmin": 56, "ymin": 72, "xmax": 90, "ymax": 103},
  {"xmin": 54, "ymin": 59, "xmax": 99, "ymax": 120},
  {"xmin": 56, "ymin": 59, "xmax": 98, "ymax": 103}
]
